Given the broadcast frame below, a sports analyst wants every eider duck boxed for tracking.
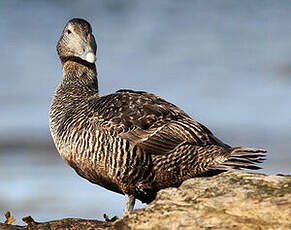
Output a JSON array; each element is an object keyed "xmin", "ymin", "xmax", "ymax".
[{"xmin": 49, "ymin": 18, "xmax": 266, "ymax": 215}]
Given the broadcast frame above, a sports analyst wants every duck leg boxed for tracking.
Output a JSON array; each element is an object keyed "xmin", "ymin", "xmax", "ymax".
[{"xmin": 124, "ymin": 194, "xmax": 135, "ymax": 215}]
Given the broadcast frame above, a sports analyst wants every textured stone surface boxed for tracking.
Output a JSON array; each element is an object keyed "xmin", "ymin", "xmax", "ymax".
[
  {"xmin": 1, "ymin": 172, "xmax": 290, "ymax": 230},
  {"xmin": 0, "ymin": 218, "xmax": 111, "ymax": 230},
  {"xmin": 117, "ymin": 172, "xmax": 291, "ymax": 230}
]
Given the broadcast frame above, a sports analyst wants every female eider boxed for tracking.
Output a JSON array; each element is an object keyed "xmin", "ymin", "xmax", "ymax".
[{"xmin": 49, "ymin": 18, "xmax": 266, "ymax": 215}]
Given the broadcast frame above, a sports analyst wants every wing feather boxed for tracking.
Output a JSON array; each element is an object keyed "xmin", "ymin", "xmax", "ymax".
[{"xmin": 89, "ymin": 90, "xmax": 225, "ymax": 155}]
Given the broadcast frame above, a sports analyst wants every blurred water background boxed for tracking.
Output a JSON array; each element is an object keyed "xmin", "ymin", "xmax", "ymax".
[{"xmin": 0, "ymin": 0, "xmax": 290, "ymax": 225}]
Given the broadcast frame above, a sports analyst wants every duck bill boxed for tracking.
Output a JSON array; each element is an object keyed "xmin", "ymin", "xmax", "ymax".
[{"xmin": 80, "ymin": 50, "xmax": 96, "ymax": 63}]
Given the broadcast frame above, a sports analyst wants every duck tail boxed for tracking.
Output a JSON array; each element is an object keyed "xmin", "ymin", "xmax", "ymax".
[{"xmin": 211, "ymin": 147, "xmax": 267, "ymax": 171}]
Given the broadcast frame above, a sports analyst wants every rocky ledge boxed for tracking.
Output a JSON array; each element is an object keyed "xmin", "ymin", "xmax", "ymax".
[{"xmin": 1, "ymin": 172, "xmax": 290, "ymax": 230}]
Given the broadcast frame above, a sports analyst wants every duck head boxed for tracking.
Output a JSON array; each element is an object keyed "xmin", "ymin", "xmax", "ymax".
[{"xmin": 57, "ymin": 18, "xmax": 97, "ymax": 63}]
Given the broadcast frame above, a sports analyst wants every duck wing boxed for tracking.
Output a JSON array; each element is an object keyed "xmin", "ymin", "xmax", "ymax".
[{"xmin": 89, "ymin": 89, "xmax": 225, "ymax": 154}]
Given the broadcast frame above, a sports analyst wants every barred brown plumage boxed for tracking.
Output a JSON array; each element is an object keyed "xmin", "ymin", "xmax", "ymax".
[{"xmin": 49, "ymin": 18, "xmax": 266, "ymax": 215}]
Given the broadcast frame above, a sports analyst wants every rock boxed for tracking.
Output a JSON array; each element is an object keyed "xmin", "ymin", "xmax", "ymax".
[
  {"xmin": 0, "ymin": 218, "xmax": 111, "ymax": 230},
  {"xmin": 118, "ymin": 172, "xmax": 291, "ymax": 229},
  {"xmin": 1, "ymin": 172, "xmax": 290, "ymax": 230}
]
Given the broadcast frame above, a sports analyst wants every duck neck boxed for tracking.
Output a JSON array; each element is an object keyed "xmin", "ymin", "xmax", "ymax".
[{"xmin": 60, "ymin": 57, "xmax": 99, "ymax": 97}]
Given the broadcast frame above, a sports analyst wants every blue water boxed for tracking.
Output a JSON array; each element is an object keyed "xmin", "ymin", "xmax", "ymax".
[{"xmin": 0, "ymin": 0, "xmax": 290, "ymax": 225}]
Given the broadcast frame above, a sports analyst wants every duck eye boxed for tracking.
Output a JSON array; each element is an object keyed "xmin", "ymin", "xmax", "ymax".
[{"xmin": 67, "ymin": 29, "xmax": 72, "ymax": 35}]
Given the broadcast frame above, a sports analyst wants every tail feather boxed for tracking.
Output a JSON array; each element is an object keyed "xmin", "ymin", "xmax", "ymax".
[{"xmin": 209, "ymin": 147, "xmax": 267, "ymax": 171}]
